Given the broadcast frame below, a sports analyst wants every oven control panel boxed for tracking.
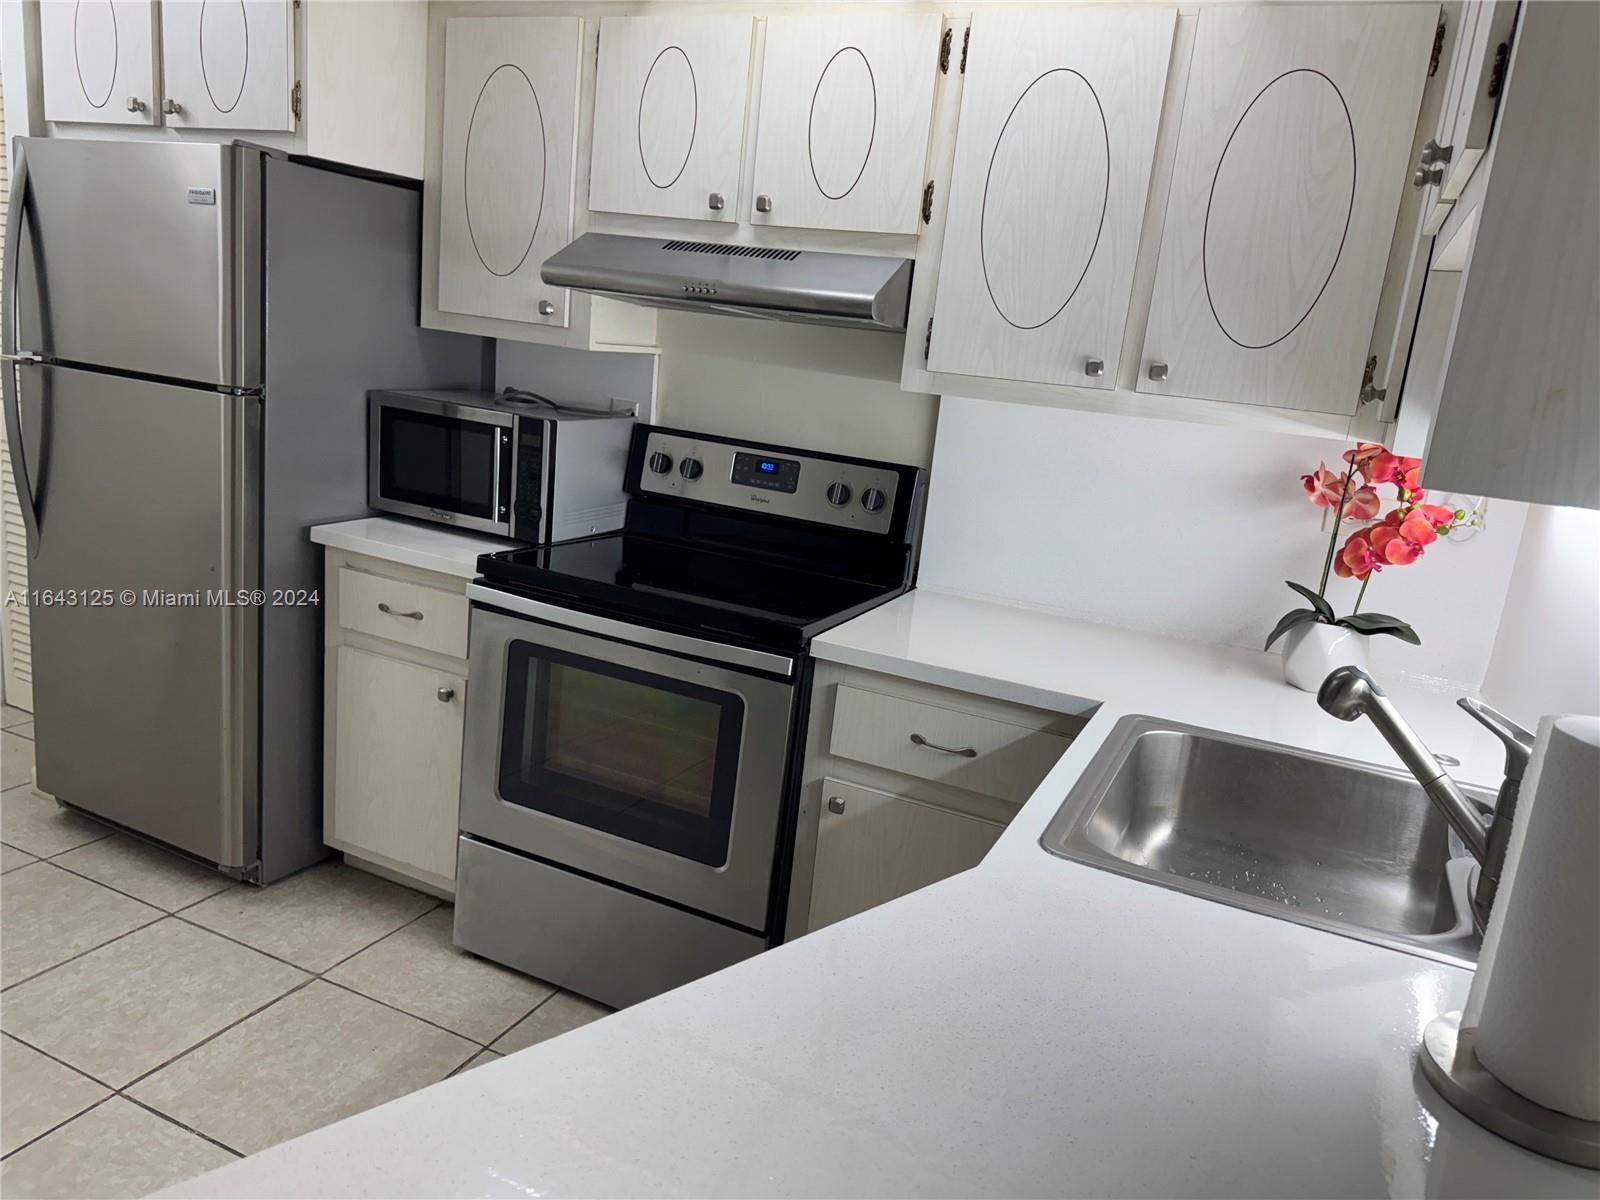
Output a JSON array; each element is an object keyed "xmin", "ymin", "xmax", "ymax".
[{"xmin": 636, "ymin": 431, "xmax": 900, "ymax": 534}]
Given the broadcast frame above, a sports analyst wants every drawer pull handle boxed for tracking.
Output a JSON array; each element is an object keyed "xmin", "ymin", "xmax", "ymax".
[
  {"xmin": 909, "ymin": 733, "xmax": 977, "ymax": 758},
  {"xmin": 826, "ymin": 796, "xmax": 846, "ymax": 815},
  {"xmin": 377, "ymin": 602, "xmax": 424, "ymax": 621}
]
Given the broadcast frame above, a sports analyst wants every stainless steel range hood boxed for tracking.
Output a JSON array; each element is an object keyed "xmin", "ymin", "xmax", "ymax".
[{"xmin": 541, "ymin": 233, "xmax": 913, "ymax": 333}]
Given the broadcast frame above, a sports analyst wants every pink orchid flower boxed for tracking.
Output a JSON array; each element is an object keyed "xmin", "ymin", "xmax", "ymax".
[
  {"xmin": 1301, "ymin": 464, "xmax": 1347, "ymax": 509},
  {"xmin": 1334, "ymin": 530, "xmax": 1382, "ymax": 580}
]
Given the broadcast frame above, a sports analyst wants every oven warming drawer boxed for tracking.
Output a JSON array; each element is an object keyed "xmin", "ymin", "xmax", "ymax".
[{"xmin": 454, "ymin": 837, "xmax": 766, "ymax": 1009}]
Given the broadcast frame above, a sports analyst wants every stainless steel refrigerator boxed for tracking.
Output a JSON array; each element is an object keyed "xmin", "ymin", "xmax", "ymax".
[{"xmin": 3, "ymin": 137, "xmax": 485, "ymax": 881}]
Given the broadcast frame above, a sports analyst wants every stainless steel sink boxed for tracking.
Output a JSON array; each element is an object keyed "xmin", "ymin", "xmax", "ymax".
[{"xmin": 1041, "ymin": 716, "xmax": 1487, "ymax": 966}]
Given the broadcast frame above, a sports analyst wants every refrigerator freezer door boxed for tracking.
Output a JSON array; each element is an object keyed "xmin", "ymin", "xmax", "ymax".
[
  {"xmin": 11, "ymin": 138, "xmax": 258, "ymax": 389},
  {"xmin": 22, "ymin": 363, "xmax": 259, "ymax": 870}
]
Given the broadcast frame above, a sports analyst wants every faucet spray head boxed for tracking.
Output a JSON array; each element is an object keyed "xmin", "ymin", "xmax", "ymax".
[{"xmin": 1317, "ymin": 665, "xmax": 1382, "ymax": 722}]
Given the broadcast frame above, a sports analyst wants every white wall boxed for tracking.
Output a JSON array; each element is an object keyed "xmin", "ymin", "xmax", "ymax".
[
  {"xmin": 919, "ymin": 395, "xmax": 1528, "ymax": 688},
  {"xmin": 653, "ymin": 310, "xmax": 939, "ymax": 467},
  {"xmin": 1480, "ymin": 504, "xmax": 1600, "ymax": 725},
  {"xmin": 495, "ymin": 339, "xmax": 656, "ymax": 417}
]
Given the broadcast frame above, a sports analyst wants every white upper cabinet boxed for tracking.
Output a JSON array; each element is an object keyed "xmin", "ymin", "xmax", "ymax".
[
  {"xmin": 927, "ymin": 7, "xmax": 1175, "ymax": 389},
  {"xmin": 748, "ymin": 14, "xmax": 942, "ymax": 235},
  {"xmin": 159, "ymin": 0, "xmax": 295, "ymax": 131},
  {"xmin": 590, "ymin": 16, "xmax": 754, "ymax": 223},
  {"xmin": 39, "ymin": 0, "xmax": 159, "ymax": 125},
  {"xmin": 1138, "ymin": 4, "xmax": 1439, "ymax": 414},
  {"xmin": 437, "ymin": 16, "xmax": 581, "ymax": 329}
]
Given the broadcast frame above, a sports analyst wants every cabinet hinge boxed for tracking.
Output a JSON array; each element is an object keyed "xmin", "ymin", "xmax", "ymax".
[
  {"xmin": 939, "ymin": 27, "xmax": 953, "ymax": 74},
  {"xmin": 921, "ymin": 181, "xmax": 935, "ymax": 225},
  {"xmin": 1486, "ymin": 41, "xmax": 1510, "ymax": 98},
  {"xmin": 290, "ymin": 80, "xmax": 301, "ymax": 123},
  {"xmin": 1357, "ymin": 355, "xmax": 1387, "ymax": 408},
  {"xmin": 1428, "ymin": 18, "xmax": 1445, "ymax": 77},
  {"xmin": 924, "ymin": 318, "xmax": 934, "ymax": 362},
  {"xmin": 960, "ymin": 27, "xmax": 970, "ymax": 74}
]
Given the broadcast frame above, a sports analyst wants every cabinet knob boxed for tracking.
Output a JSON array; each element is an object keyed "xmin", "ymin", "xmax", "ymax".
[
  {"xmin": 755, "ymin": 194, "xmax": 773, "ymax": 214},
  {"xmin": 162, "ymin": 99, "xmax": 182, "ymax": 115},
  {"xmin": 707, "ymin": 192, "xmax": 725, "ymax": 212},
  {"xmin": 1420, "ymin": 139, "xmax": 1454, "ymax": 167},
  {"xmin": 1084, "ymin": 358, "xmax": 1105, "ymax": 379},
  {"xmin": 437, "ymin": 686, "xmax": 455, "ymax": 703},
  {"xmin": 1147, "ymin": 361, "xmax": 1169, "ymax": 382},
  {"xmin": 826, "ymin": 796, "xmax": 846, "ymax": 815},
  {"xmin": 126, "ymin": 96, "xmax": 146, "ymax": 113},
  {"xmin": 538, "ymin": 299, "xmax": 556, "ymax": 316},
  {"xmin": 1413, "ymin": 164, "xmax": 1445, "ymax": 189}
]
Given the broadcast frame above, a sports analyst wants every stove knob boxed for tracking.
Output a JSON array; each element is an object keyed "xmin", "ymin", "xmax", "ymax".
[
  {"xmin": 860, "ymin": 487, "xmax": 887, "ymax": 514},
  {"xmin": 648, "ymin": 450, "xmax": 674, "ymax": 475},
  {"xmin": 679, "ymin": 456, "xmax": 704, "ymax": 481},
  {"xmin": 826, "ymin": 482, "xmax": 852, "ymax": 508}
]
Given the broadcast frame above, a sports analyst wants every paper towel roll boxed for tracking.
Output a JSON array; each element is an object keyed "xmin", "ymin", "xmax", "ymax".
[{"xmin": 1470, "ymin": 714, "xmax": 1600, "ymax": 1121}]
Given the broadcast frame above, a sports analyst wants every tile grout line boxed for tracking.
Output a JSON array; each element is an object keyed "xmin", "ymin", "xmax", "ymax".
[
  {"xmin": 0, "ymin": 1091, "xmax": 122, "ymax": 1164},
  {"xmin": 0, "ymin": 907, "xmax": 168, "ymax": 995},
  {"xmin": 117, "ymin": 1093, "xmax": 246, "ymax": 1160}
]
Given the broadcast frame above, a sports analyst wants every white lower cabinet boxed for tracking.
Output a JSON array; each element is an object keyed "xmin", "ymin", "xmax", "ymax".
[
  {"xmin": 790, "ymin": 664, "xmax": 1083, "ymax": 936},
  {"xmin": 323, "ymin": 549, "xmax": 471, "ymax": 896},
  {"xmin": 809, "ymin": 777, "xmax": 1002, "ymax": 931}
]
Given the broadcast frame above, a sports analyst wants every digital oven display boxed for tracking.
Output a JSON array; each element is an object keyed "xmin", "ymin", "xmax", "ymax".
[{"xmin": 731, "ymin": 452, "xmax": 801, "ymax": 493}]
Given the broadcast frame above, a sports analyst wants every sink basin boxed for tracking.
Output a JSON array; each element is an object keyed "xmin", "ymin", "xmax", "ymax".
[{"xmin": 1041, "ymin": 716, "xmax": 1485, "ymax": 966}]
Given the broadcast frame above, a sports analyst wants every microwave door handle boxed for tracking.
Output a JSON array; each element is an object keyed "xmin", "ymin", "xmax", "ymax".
[
  {"xmin": 2, "ymin": 142, "xmax": 42, "ymax": 555},
  {"xmin": 496, "ymin": 420, "xmax": 510, "ymax": 534}
]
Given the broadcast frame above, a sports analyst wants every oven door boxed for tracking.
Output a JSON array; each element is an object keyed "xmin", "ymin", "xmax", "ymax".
[
  {"xmin": 368, "ymin": 394, "xmax": 513, "ymax": 536},
  {"xmin": 460, "ymin": 595, "xmax": 797, "ymax": 932}
]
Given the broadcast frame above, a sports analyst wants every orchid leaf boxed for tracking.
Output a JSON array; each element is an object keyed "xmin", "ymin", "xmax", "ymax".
[
  {"xmin": 1336, "ymin": 613, "xmax": 1421, "ymax": 645},
  {"xmin": 1284, "ymin": 581, "xmax": 1335, "ymax": 622},
  {"xmin": 1264, "ymin": 608, "xmax": 1323, "ymax": 650}
]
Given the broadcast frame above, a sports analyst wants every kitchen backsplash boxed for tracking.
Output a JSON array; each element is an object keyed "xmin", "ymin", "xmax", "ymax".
[{"xmin": 918, "ymin": 395, "xmax": 1529, "ymax": 690}]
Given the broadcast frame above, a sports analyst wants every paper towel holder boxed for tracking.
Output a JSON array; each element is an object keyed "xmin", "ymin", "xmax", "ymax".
[{"xmin": 1420, "ymin": 1010, "xmax": 1599, "ymax": 1169}]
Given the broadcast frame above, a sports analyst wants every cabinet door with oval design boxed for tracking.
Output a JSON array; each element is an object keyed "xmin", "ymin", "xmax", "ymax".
[
  {"xmin": 927, "ymin": 8, "xmax": 1175, "ymax": 389},
  {"xmin": 39, "ymin": 0, "xmax": 159, "ymax": 126},
  {"xmin": 158, "ymin": 0, "xmax": 294, "ymax": 131},
  {"xmin": 1139, "ymin": 4, "xmax": 1439, "ymax": 413},
  {"xmin": 590, "ymin": 16, "xmax": 754, "ymax": 223},
  {"xmin": 437, "ymin": 17, "xmax": 581, "ymax": 328},
  {"xmin": 749, "ymin": 14, "xmax": 942, "ymax": 235}
]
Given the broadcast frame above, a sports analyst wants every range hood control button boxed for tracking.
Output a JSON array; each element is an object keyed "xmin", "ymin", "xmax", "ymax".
[
  {"xmin": 679, "ymin": 457, "xmax": 704, "ymax": 481},
  {"xmin": 648, "ymin": 451, "xmax": 674, "ymax": 475},
  {"xmin": 826, "ymin": 482, "xmax": 852, "ymax": 508}
]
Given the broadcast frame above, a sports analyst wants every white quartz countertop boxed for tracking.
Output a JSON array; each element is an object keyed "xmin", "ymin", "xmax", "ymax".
[
  {"xmin": 309, "ymin": 516, "xmax": 518, "ymax": 580},
  {"xmin": 166, "ymin": 590, "xmax": 1589, "ymax": 1199}
]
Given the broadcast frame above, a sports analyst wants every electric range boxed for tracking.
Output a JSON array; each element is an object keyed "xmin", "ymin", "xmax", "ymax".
[{"xmin": 454, "ymin": 425, "xmax": 926, "ymax": 1007}]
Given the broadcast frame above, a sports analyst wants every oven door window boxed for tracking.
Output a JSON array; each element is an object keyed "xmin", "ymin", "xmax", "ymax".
[
  {"xmin": 497, "ymin": 642, "xmax": 745, "ymax": 867},
  {"xmin": 378, "ymin": 407, "xmax": 497, "ymax": 519}
]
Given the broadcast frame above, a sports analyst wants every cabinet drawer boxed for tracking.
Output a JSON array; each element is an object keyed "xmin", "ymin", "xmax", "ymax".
[
  {"xmin": 828, "ymin": 685, "xmax": 1072, "ymax": 805},
  {"xmin": 337, "ymin": 567, "xmax": 468, "ymax": 659}
]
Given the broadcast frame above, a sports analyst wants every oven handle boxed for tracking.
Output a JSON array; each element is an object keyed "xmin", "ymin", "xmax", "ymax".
[{"xmin": 466, "ymin": 583, "xmax": 795, "ymax": 678}]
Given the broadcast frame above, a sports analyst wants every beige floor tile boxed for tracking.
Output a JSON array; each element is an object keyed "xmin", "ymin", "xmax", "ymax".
[
  {"xmin": 490, "ymin": 991, "xmax": 613, "ymax": 1055},
  {"xmin": 0, "ymin": 863, "xmax": 161, "ymax": 989},
  {"xmin": 1, "ymin": 918, "xmax": 309, "ymax": 1087},
  {"xmin": 0, "ymin": 786, "xmax": 110, "ymax": 858},
  {"xmin": 1, "ymin": 842, "xmax": 37, "ymax": 873},
  {"xmin": 0, "ymin": 704, "xmax": 28, "ymax": 731},
  {"xmin": 0, "ymin": 1097, "xmax": 236, "ymax": 1198},
  {"xmin": 181, "ymin": 861, "xmax": 438, "ymax": 972},
  {"xmin": 52, "ymin": 835, "xmax": 236, "ymax": 913},
  {"xmin": 129, "ymin": 980, "xmax": 475, "ymax": 1155},
  {"xmin": 0, "ymin": 1034, "xmax": 111, "ymax": 1156},
  {"xmin": 325, "ymin": 907, "xmax": 555, "ymax": 1043},
  {"xmin": 454, "ymin": 1048, "xmax": 502, "ymax": 1074},
  {"xmin": 2, "ymin": 731, "xmax": 36, "ymax": 790},
  {"xmin": 11, "ymin": 721, "xmax": 32, "ymax": 740}
]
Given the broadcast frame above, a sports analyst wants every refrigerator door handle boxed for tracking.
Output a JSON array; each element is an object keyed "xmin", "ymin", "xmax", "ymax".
[{"xmin": 2, "ymin": 141, "xmax": 42, "ymax": 555}]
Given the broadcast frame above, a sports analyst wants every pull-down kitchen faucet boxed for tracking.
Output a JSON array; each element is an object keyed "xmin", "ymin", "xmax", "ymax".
[{"xmin": 1317, "ymin": 666, "xmax": 1535, "ymax": 927}]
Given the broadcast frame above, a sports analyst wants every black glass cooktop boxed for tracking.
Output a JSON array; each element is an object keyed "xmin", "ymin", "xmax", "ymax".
[{"xmin": 476, "ymin": 531, "xmax": 900, "ymax": 653}]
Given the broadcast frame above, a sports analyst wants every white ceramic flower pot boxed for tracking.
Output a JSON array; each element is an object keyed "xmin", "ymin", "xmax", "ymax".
[{"xmin": 1280, "ymin": 622, "xmax": 1370, "ymax": 692}]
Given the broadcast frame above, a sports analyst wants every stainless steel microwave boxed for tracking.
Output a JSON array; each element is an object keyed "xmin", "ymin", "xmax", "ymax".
[{"xmin": 368, "ymin": 390, "xmax": 634, "ymax": 543}]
